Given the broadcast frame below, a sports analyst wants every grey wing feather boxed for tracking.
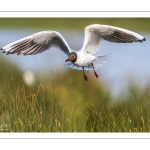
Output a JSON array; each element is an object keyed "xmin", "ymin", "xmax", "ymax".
[
  {"xmin": 82, "ymin": 24, "xmax": 146, "ymax": 54},
  {"xmin": 1, "ymin": 31, "xmax": 71, "ymax": 55},
  {"xmin": 97, "ymin": 28, "xmax": 145, "ymax": 43}
]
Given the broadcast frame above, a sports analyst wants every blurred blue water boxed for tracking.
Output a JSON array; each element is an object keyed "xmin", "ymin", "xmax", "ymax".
[{"xmin": 0, "ymin": 28, "xmax": 149, "ymax": 97}]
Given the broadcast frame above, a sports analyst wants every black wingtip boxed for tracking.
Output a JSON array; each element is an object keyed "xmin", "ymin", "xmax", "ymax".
[
  {"xmin": 138, "ymin": 37, "xmax": 146, "ymax": 42},
  {"xmin": 1, "ymin": 48, "xmax": 7, "ymax": 54},
  {"xmin": 6, "ymin": 52, "xmax": 10, "ymax": 55},
  {"xmin": 143, "ymin": 37, "xmax": 146, "ymax": 41}
]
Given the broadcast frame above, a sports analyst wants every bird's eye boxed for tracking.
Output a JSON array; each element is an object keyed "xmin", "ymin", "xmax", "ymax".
[{"xmin": 72, "ymin": 55, "xmax": 75, "ymax": 58}]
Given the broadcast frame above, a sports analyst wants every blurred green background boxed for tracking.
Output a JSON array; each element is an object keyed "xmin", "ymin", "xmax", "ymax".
[
  {"xmin": 0, "ymin": 18, "xmax": 149, "ymax": 31},
  {"xmin": 0, "ymin": 18, "xmax": 150, "ymax": 132}
]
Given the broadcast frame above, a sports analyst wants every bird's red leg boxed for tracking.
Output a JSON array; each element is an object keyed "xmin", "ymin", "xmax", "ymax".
[
  {"xmin": 82, "ymin": 67, "xmax": 88, "ymax": 81},
  {"xmin": 91, "ymin": 63, "xmax": 98, "ymax": 78}
]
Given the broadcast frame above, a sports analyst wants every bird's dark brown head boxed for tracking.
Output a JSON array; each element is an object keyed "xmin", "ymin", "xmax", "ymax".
[{"xmin": 65, "ymin": 52, "xmax": 77, "ymax": 63}]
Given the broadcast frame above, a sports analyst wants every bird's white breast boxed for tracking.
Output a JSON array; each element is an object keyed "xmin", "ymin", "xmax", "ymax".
[{"xmin": 74, "ymin": 51, "xmax": 96, "ymax": 67}]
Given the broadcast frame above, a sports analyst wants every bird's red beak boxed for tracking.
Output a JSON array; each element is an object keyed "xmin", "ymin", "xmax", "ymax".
[{"xmin": 65, "ymin": 59, "xmax": 70, "ymax": 62}]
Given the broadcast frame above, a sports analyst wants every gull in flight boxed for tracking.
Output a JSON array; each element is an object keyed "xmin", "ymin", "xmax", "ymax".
[{"xmin": 1, "ymin": 24, "xmax": 146, "ymax": 81}]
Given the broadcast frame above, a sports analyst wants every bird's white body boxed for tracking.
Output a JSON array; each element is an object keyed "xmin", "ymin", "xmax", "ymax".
[
  {"xmin": 1, "ymin": 24, "xmax": 146, "ymax": 79},
  {"xmin": 74, "ymin": 51, "xmax": 96, "ymax": 67}
]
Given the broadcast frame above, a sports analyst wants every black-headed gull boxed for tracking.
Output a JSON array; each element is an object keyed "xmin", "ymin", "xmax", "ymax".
[{"xmin": 1, "ymin": 24, "xmax": 146, "ymax": 81}]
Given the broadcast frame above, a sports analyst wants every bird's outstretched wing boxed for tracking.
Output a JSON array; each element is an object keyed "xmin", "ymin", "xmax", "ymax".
[
  {"xmin": 82, "ymin": 24, "xmax": 146, "ymax": 54},
  {"xmin": 1, "ymin": 31, "xmax": 71, "ymax": 55}
]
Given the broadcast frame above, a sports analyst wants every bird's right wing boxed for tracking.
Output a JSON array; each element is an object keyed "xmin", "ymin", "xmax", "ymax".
[{"xmin": 1, "ymin": 31, "xmax": 71, "ymax": 55}]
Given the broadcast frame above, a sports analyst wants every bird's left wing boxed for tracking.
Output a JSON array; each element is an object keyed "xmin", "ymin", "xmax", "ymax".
[
  {"xmin": 82, "ymin": 24, "xmax": 146, "ymax": 54},
  {"xmin": 1, "ymin": 31, "xmax": 71, "ymax": 55}
]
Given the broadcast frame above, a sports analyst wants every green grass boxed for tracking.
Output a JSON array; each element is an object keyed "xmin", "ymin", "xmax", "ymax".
[
  {"xmin": 0, "ymin": 83, "xmax": 150, "ymax": 132},
  {"xmin": 0, "ymin": 57, "xmax": 150, "ymax": 132}
]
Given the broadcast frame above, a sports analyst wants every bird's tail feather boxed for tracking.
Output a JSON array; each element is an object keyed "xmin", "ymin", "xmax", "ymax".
[{"xmin": 92, "ymin": 54, "xmax": 111, "ymax": 69}]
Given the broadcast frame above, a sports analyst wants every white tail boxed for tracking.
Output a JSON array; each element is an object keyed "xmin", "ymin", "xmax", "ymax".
[{"xmin": 92, "ymin": 54, "xmax": 111, "ymax": 69}]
